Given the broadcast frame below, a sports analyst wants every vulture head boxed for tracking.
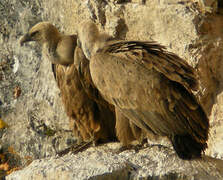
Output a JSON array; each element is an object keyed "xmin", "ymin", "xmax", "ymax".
[
  {"xmin": 20, "ymin": 22, "xmax": 61, "ymax": 46},
  {"xmin": 77, "ymin": 21, "xmax": 112, "ymax": 60},
  {"xmin": 20, "ymin": 22, "xmax": 77, "ymax": 65}
]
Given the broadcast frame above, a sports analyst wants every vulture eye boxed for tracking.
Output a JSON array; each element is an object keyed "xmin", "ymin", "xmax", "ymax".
[{"xmin": 30, "ymin": 31, "xmax": 39, "ymax": 37}]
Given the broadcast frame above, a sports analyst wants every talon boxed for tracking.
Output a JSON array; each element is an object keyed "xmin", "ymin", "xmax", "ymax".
[
  {"xmin": 71, "ymin": 141, "xmax": 93, "ymax": 154},
  {"xmin": 57, "ymin": 140, "xmax": 94, "ymax": 157}
]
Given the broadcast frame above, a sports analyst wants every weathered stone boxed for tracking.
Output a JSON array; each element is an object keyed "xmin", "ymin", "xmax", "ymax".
[
  {"xmin": 6, "ymin": 143, "xmax": 223, "ymax": 180},
  {"xmin": 1, "ymin": 0, "xmax": 223, "ymax": 179},
  {"xmin": 0, "ymin": 0, "xmax": 76, "ymax": 167}
]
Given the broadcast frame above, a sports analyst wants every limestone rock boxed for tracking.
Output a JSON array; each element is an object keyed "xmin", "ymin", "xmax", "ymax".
[
  {"xmin": 1, "ymin": 0, "xmax": 223, "ymax": 178},
  {"xmin": 0, "ymin": 0, "xmax": 76, "ymax": 167},
  {"xmin": 6, "ymin": 143, "xmax": 223, "ymax": 180}
]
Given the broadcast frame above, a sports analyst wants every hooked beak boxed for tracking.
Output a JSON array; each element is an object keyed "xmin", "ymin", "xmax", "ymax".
[{"xmin": 20, "ymin": 33, "xmax": 32, "ymax": 46}]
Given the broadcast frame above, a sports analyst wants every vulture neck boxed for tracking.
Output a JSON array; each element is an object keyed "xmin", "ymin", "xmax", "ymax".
[
  {"xmin": 87, "ymin": 33, "xmax": 110, "ymax": 59},
  {"xmin": 42, "ymin": 31, "xmax": 62, "ymax": 64}
]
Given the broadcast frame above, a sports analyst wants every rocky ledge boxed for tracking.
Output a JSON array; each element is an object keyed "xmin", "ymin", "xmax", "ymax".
[
  {"xmin": 1, "ymin": 0, "xmax": 223, "ymax": 179},
  {"xmin": 6, "ymin": 143, "xmax": 223, "ymax": 180}
]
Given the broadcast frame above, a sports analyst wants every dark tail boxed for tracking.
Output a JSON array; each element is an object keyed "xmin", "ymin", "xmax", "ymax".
[{"xmin": 171, "ymin": 134, "xmax": 207, "ymax": 160}]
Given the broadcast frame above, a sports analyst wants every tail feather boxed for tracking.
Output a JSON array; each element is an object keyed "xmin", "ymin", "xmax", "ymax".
[{"xmin": 171, "ymin": 134, "xmax": 207, "ymax": 160}]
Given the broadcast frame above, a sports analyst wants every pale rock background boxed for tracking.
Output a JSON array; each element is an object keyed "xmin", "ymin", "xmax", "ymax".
[{"xmin": 0, "ymin": 0, "xmax": 223, "ymax": 179}]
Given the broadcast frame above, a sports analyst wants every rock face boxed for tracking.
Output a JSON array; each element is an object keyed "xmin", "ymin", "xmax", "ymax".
[
  {"xmin": 0, "ymin": 0, "xmax": 75, "ymax": 167},
  {"xmin": 1, "ymin": 0, "xmax": 223, "ymax": 179},
  {"xmin": 6, "ymin": 143, "xmax": 223, "ymax": 180}
]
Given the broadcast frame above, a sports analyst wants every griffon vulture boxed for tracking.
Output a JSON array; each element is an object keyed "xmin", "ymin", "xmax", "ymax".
[
  {"xmin": 77, "ymin": 21, "xmax": 209, "ymax": 159},
  {"xmin": 20, "ymin": 22, "xmax": 116, "ymax": 145},
  {"xmin": 74, "ymin": 39, "xmax": 146, "ymax": 146}
]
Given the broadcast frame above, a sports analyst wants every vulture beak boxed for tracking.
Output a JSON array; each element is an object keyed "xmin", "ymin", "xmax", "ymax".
[{"xmin": 20, "ymin": 33, "xmax": 31, "ymax": 46}]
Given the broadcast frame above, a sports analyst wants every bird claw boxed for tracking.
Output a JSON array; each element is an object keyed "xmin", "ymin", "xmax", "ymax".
[{"xmin": 57, "ymin": 141, "xmax": 93, "ymax": 157}]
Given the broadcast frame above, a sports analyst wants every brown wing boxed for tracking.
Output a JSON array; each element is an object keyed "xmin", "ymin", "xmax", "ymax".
[
  {"xmin": 164, "ymin": 81, "xmax": 209, "ymax": 143},
  {"xmin": 51, "ymin": 63, "xmax": 79, "ymax": 139},
  {"xmin": 74, "ymin": 46, "xmax": 115, "ymax": 111},
  {"xmin": 53, "ymin": 51, "xmax": 116, "ymax": 143},
  {"xmin": 54, "ymin": 63, "xmax": 96, "ymax": 141},
  {"xmin": 100, "ymin": 41, "xmax": 198, "ymax": 91},
  {"xmin": 90, "ymin": 46, "xmax": 208, "ymax": 156}
]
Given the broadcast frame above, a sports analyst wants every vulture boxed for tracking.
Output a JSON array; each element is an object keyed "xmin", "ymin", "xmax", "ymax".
[
  {"xmin": 20, "ymin": 22, "xmax": 116, "ymax": 145},
  {"xmin": 77, "ymin": 21, "xmax": 209, "ymax": 160},
  {"xmin": 74, "ymin": 45, "xmax": 146, "ymax": 146}
]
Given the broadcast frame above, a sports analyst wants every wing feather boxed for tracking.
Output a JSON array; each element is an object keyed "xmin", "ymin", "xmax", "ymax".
[
  {"xmin": 91, "ymin": 51, "xmax": 208, "ymax": 143},
  {"xmin": 101, "ymin": 41, "xmax": 198, "ymax": 91},
  {"xmin": 74, "ymin": 46, "xmax": 115, "ymax": 111},
  {"xmin": 155, "ymin": 81, "xmax": 208, "ymax": 143},
  {"xmin": 109, "ymin": 80, "xmax": 208, "ymax": 143}
]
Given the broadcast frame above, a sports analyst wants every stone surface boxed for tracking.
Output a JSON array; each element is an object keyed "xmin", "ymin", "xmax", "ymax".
[
  {"xmin": 6, "ymin": 143, "xmax": 223, "ymax": 180},
  {"xmin": 1, "ymin": 0, "xmax": 223, "ymax": 179},
  {"xmin": 0, "ymin": 0, "xmax": 76, "ymax": 167}
]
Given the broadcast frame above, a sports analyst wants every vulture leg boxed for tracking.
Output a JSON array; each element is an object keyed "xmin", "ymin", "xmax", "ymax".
[{"xmin": 115, "ymin": 108, "xmax": 147, "ymax": 153}]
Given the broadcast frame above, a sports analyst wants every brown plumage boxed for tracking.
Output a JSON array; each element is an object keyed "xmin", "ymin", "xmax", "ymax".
[
  {"xmin": 77, "ymin": 21, "xmax": 209, "ymax": 159},
  {"xmin": 75, "ymin": 34, "xmax": 146, "ymax": 146},
  {"xmin": 20, "ymin": 22, "xmax": 116, "ymax": 144},
  {"xmin": 115, "ymin": 108, "xmax": 146, "ymax": 146},
  {"xmin": 74, "ymin": 46, "xmax": 113, "ymax": 109}
]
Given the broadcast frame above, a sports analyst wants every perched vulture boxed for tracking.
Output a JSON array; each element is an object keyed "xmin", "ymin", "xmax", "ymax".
[
  {"xmin": 77, "ymin": 21, "xmax": 209, "ymax": 160},
  {"xmin": 20, "ymin": 22, "xmax": 116, "ymax": 145},
  {"xmin": 75, "ymin": 37, "xmax": 155, "ymax": 147},
  {"xmin": 74, "ymin": 39, "xmax": 146, "ymax": 146}
]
